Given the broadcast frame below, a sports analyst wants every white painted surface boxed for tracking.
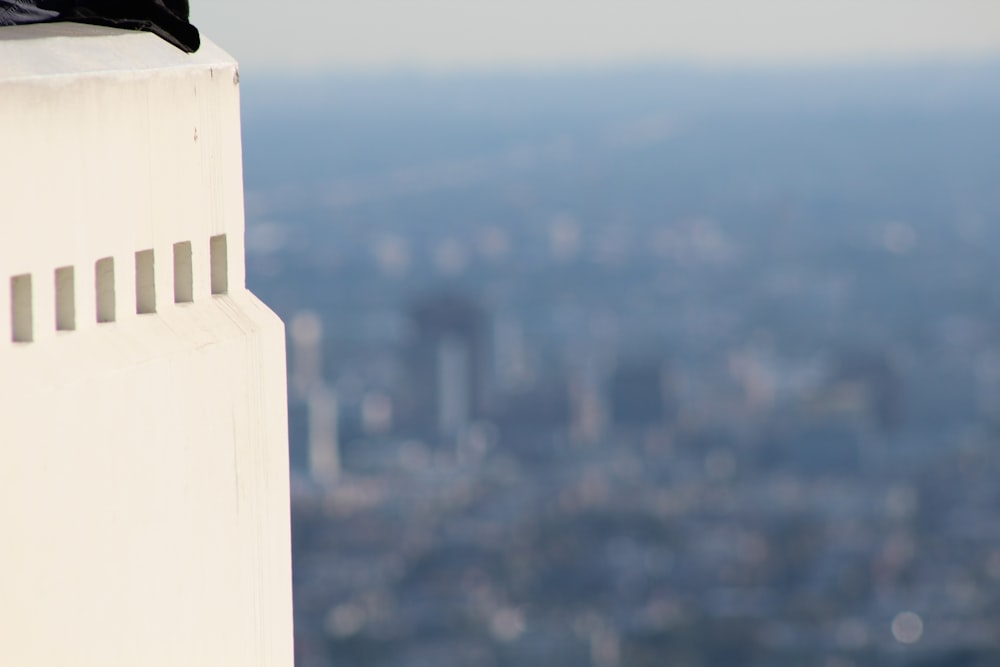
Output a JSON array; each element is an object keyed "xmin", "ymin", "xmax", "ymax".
[{"xmin": 0, "ymin": 24, "xmax": 292, "ymax": 666}]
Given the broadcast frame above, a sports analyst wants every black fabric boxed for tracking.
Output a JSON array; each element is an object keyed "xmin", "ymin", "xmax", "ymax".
[
  {"xmin": 0, "ymin": 0, "xmax": 68, "ymax": 25},
  {"xmin": 0, "ymin": 0, "xmax": 200, "ymax": 53},
  {"xmin": 65, "ymin": 0, "xmax": 200, "ymax": 53}
]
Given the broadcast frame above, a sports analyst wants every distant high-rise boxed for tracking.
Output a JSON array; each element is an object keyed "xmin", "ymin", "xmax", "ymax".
[
  {"xmin": 290, "ymin": 310, "xmax": 324, "ymax": 400},
  {"xmin": 405, "ymin": 293, "xmax": 490, "ymax": 439},
  {"xmin": 570, "ymin": 364, "xmax": 606, "ymax": 444},
  {"xmin": 438, "ymin": 336, "xmax": 472, "ymax": 435},
  {"xmin": 361, "ymin": 390, "xmax": 394, "ymax": 436},
  {"xmin": 287, "ymin": 310, "xmax": 342, "ymax": 484},
  {"xmin": 308, "ymin": 385, "xmax": 341, "ymax": 485},
  {"xmin": 831, "ymin": 349, "xmax": 901, "ymax": 433},
  {"xmin": 492, "ymin": 316, "xmax": 530, "ymax": 393},
  {"xmin": 608, "ymin": 360, "xmax": 672, "ymax": 428}
]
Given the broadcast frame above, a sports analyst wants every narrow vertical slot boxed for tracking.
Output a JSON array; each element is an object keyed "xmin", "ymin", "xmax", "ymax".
[
  {"xmin": 55, "ymin": 266, "xmax": 76, "ymax": 331},
  {"xmin": 96, "ymin": 257, "xmax": 115, "ymax": 323},
  {"xmin": 11, "ymin": 274, "xmax": 32, "ymax": 342},
  {"xmin": 210, "ymin": 234, "xmax": 228, "ymax": 295},
  {"xmin": 135, "ymin": 249, "xmax": 156, "ymax": 314},
  {"xmin": 173, "ymin": 241, "xmax": 193, "ymax": 303}
]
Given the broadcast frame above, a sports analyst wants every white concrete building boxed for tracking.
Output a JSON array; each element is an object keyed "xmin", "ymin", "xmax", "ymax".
[{"xmin": 0, "ymin": 23, "xmax": 293, "ymax": 666}]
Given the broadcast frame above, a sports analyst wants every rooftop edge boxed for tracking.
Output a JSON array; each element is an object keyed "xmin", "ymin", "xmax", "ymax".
[{"xmin": 0, "ymin": 23, "xmax": 234, "ymax": 82}]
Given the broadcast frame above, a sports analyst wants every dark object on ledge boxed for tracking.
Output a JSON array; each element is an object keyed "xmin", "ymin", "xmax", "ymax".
[{"xmin": 0, "ymin": 0, "xmax": 200, "ymax": 53}]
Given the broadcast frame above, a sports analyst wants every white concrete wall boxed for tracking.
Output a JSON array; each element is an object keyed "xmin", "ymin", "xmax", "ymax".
[{"xmin": 0, "ymin": 24, "xmax": 293, "ymax": 666}]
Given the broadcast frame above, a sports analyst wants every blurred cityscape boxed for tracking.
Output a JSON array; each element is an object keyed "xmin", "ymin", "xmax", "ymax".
[{"xmin": 241, "ymin": 63, "xmax": 1000, "ymax": 667}]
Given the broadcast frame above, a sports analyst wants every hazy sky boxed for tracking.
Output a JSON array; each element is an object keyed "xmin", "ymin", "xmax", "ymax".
[{"xmin": 193, "ymin": 0, "xmax": 1000, "ymax": 72}]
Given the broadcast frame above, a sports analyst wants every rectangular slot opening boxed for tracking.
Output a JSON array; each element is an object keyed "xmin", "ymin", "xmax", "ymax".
[
  {"xmin": 55, "ymin": 266, "xmax": 75, "ymax": 331},
  {"xmin": 173, "ymin": 241, "xmax": 193, "ymax": 303},
  {"xmin": 135, "ymin": 249, "xmax": 156, "ymax": 314},
  {"xmin": 210, "ymin": 234, "xmax": 228, "ymax": 295},
  {"xmin": 11, "ymin": 274, "xmax": 32, "ymax": 343},
  {"xmin": 96, "ymin": 257, "xmax": 115, "ymax": 323}
]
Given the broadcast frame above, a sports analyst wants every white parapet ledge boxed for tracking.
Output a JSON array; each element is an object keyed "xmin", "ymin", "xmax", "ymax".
[
  {"xmin": 0, "ymin": 23, "xmax": 248, "ymax": 343},
  {"xmin": 0, "ymin": 22, "xmax": 233, "ymax": 81},
  {"xmin": 0, "ymin": 25, "xmax": 292, "ymax": 666}
]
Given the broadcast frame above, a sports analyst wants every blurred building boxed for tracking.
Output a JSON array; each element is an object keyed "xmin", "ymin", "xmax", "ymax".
[
  {"xmin": 492, "ymin": 316, "xmax": 531, "ymax": 393},
  {"xmin": 830, "ymin": 349, "xmax": 902, "ymax": 434},
  {"xmin": 308, "ymin": 385, "xmax": 341, "ymax": 485},
  {"xmin": 569, "ymin": 360, "xmax": 607, "ymax": 445},
  {"xmin": 288, "ymin": 309, "xmax": 342, "ymax": 485},
  {"xmin": 290, "ymin": 310, "xmax": 324, "ymax": 400},
  {"xmin": 496, "ymin": 378, "xmax": 573, "ymax": 443},
  {"xmin": 608, "ymin": 359, "xmax": 673, "ymax": 429},
  {"xmin": 403, "ymin": 293, "xmax": 491, "ymax": 440}
]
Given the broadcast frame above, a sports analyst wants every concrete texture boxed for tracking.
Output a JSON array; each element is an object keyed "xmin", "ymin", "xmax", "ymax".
[{"xmin": 0, "ymin": 24, "xmax": 293, "ymax": 666}]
